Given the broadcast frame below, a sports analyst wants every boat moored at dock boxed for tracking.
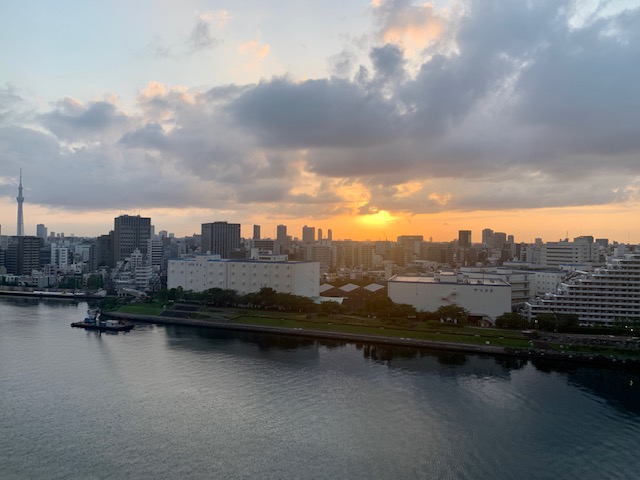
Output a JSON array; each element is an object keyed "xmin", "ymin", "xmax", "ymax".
[{"xmin": 71, "ymin": 309, "xmax": 134, "ymax": 332}]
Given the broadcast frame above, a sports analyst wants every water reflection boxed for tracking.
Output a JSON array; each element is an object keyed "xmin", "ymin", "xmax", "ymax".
[
  {"xmin": 530, "ymin": 357, "xmax": 640, "ymax": 415},
  {"xmin": 159, "ymin": 325, "xmax": 640, "ymax": 415}
]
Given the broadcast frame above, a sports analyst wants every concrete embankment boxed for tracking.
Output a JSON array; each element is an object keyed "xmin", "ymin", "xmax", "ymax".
[
  {"xmin": 0, "ymin": 290, "xmax": 104, "ymax": 300},
  {"xmin": 105, "ymin": 311, "xmax": 640, "ymax": 369},
  {"xmin": 106, "ymin": 311, "xmax": 507, "ymax": 355}
]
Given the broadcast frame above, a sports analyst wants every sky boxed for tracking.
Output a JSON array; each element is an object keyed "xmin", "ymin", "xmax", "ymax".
[{"xmin": 1, "ymin": 0, "xmax": 639, "ymax": 243}]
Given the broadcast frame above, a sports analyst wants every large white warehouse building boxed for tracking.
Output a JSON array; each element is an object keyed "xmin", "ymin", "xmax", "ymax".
[
  {"xmin": 388, "ymin": 272, "xmax": 512, "ymax": 321},
  {"xmin": 167, "ymin": 254, "xmax": 320, "ymax": 297}
]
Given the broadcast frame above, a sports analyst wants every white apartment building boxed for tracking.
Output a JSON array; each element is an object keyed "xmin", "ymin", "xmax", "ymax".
[
  {"xmin": 525, "ymin": 253, "xmax": 640, "ymax": 325},
  {"xmin": 167, "ymin": 254, "xmax": 320, "ymax": 297},
  {"xmin": 540, "ymin": 239, "xmax": 599, "ymax": 268},
  {"xmin": 529, "ymin": 270, "xmax": 567, "ymax": 297},
  {"xmin": 388, "ymin": 272, "xmax": 512, "ymax": 321}
]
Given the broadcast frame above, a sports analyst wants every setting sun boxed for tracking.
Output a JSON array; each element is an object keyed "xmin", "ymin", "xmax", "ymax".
[{"xmin": 357, "ymin": 209, "xmax": 398, "ymax": 227}]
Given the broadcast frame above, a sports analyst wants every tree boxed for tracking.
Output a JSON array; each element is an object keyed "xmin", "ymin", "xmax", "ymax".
[
  {"xmin": 536, "ymin": 312, "xmax": 579, "ymax": 331},
  {"xmin": 86, "ymin": 274, "xmax": 104, "ymax": 290},
  {"xmin": 317, "ymin": 300, "xmax": 341, "ymax": 316},
  {"xmin": 435, "ymin": 305, "xmax": 469, "ymax": 325},
  {"xmin": 495, "ymin": 312, "xmax": 528, "ymax": 329},
  {"xmin": 362, "ymin": 296, "xmax": 417, "ymax": 318}
]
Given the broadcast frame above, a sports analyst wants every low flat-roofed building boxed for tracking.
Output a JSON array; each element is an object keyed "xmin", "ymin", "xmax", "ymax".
[
  {"xmin": 388, "ymin": 272, "xmax": 511, "ymax": 321},
  {"xmin": 167, "ymin": 254, "xmax": 319, "ymax": 297}
]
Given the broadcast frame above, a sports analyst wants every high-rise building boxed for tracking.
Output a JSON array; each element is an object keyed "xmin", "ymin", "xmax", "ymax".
[
  {"xmin": 493, "ymin": 232, "xmax": 507, "ymax": 248},
  {"xmin": 458, "ymin": 230, "xmax": 472, "ymax": 248},
  {"xmin": 113, "ymin": 215, "xmax": 151, "ymax": 264},
  {"xmin": 276, "ymin": 224, "xmax": 288, "ymax": 254},
  {"xmin": 6, "ymin": 236, "xmax": 42, "ymax": 275},
  {"xmin": 302, "ymin": 225, "xmax": 315, "ymax": 244},
  {"xmin": 327, "ymin": 229, "xmax": 333, "ymax": 241},
  {"xmin": 253, "ymin": 224, "xmax": 261, "ymax": 240},
  {"xmin": 91, "ymin": 233, "xmax": 113, "ymax": 270},
  {"xmin": 277, "ymin": 224, "xmax": 287, "ymax": 243},
  {"xmin": 482, "ymin": 228, "xmax": 494, "ymax": 246},
  {"xmin": 317, "ymin": 228, "xmax": 323, "ymax": 242},
  {"xmin": 147, "ymin": 238, "xmax": 164, "ymax": 269},
  {"xmin": 201, "ymin": 221, "xmax": 241, "ymax": 259},
  {"xmin": 36, "ymin": 224, "xmax": 47, "ymax": 240},
  {"xmin": 16, "ymin": 170, "xmax": 24, "ymax": 237},
  {"xmin": 540, "ymin": 237, "xmax": 598, "ymax": 267}
]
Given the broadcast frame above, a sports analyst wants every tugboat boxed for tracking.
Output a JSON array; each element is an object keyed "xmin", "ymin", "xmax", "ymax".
[{"xmin": 71, "ymin": 309, "xmax": 134, "ymax": 332}]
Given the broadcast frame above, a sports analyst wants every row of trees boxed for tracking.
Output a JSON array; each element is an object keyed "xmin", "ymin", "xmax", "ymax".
[
  {"xmin": 150, "ymin": 287, "xmax": 471, "ymax": 325},
  {"xmin": 155, "ymin": 287, "xmax": 317, "ymax": 312}
]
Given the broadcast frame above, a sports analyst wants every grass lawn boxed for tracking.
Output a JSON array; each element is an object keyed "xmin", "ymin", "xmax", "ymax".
[
  {"xmin": 548, "ymin": 343, "xmax": 640, "ymax": 358},
  {"xmin": 117, "ymin": 302, "xmax": 165, "ymax": 316},
  {"xmin": 231, "ymin": 315, "xmax": 532, "ymax": 348}
]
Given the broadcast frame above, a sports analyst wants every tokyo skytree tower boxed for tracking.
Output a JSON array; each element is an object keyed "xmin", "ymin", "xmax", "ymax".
[{"xmin": 16, "ymin": 169, "xmax": 24, "ymax": 237}]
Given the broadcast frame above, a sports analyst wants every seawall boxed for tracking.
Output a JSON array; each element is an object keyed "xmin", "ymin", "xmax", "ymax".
[{"xmin": 105, "ymin": 311, "xmax": 640, "ymax": 369}]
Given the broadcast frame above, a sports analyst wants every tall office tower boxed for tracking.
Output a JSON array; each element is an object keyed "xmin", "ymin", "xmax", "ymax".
[
  {"xmin": 302, "ymin": 225, "xmax": 315, "ymax": 244},
  {"xmin": 397, "ymin": 235, "xmax": 424, "ymax": 266},
  {"xmin": 276, "ymin": 224, "xmax": 288, "ymax": 254},
  {"xmin": 253, "ymin": 224, "xmax": 261, "ymax": 240},
  {"xmin": 458, "ymin": 230, "xmax": 472, "ymax": 248},
  {"xmin": 482, "ymin": 228, "xmax": 494, "ymax": 246},
  {"xmin": 201, "ymin": 221, "xmax": 241, "ymax": 258},
  {"xmin": 113, "ymin": 215, "xmax": 152, "ymax": 264},
  {"xmin": 91, "ymin": 233, "xmax": 113, "ymax": 270},
  {"xmin": 36, "ymin": 224, "xmax": 47, "ymax": 240},
  {"xmin": 318, "ymin": 228, "xmax": 323, "ymax": 242},
  {"xmin": 5, "ymin": 236, "xmax": 43, "ymax": 275},
  {"xmin": 147, "ymin": 238, "xmax": 164, "ymax": 269},
  {"xmin": 327, "ymin": 229, "xmax": 333, "ymax": 241},
  {"xmin": 16, "ymin": 170, "xmax": 24, "ymax": 237},
  {"xmin": 493, "ymin": 232, "xmax": 507, "ymax": 248},
  {"xmin": 276, "ymin": 224, "xmax": 287, "ymax": 243}
]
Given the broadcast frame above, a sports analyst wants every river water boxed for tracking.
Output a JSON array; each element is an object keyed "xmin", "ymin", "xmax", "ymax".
[{"xmin": 1, "ymin": 298, "xmax": 639, "ymax": 479}]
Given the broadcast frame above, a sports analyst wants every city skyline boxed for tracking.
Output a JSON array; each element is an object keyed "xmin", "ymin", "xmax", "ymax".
[
  {"xmin": 1, "ymin": 172, "xmax": 637, "ymax": 244},
  {"xmin": 1, "ymin": 1, "xmax": 639, "ymax": 243}
]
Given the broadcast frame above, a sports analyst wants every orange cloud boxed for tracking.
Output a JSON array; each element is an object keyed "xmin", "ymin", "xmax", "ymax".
[
  {"xmin": 374, "ymin": 1, "xmax": 458, "ymax": 58},
  {"xmin": 238, "ymin": 39, "xmax": 271, "ymax": 60}
]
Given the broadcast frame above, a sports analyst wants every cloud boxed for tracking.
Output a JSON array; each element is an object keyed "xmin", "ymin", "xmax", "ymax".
[
  {"xmin": 372, "ymin": 0, "xmax": 459, "ymax": 60},
  {"xmin": 238, "ymin": 37, "xmax": 271, "ymax": 71},
  {"xmin": 187, "ymin": 12, "xmax": 223, "ymax": 53},
  {"xmin": 39, "ymin": 97, "xmax": 131, "ymax": 142},
  {"xmin": 227, "ymin": 76, "xmax": 400, "ymax": 148},
  {"xmin": 144, "ymin": 12, "xmax": 225, "ymax": 59},
  {"xmin": 0, "ymin": 86, "xmax": 24, "ymax": 123},
  {"xmin": 3, "ymin": 0, "xmax": 640, "ymax": 225}
]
